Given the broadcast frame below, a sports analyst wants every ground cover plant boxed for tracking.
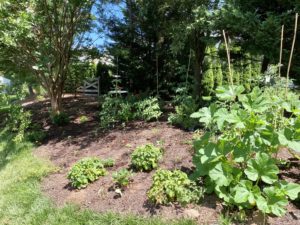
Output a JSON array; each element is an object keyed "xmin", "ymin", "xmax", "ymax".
[
  {"xmin": 68, "ymin": 157, "xmax": 109, "ymax": 189},
  {"xmin": 148, "ymin": 169, "xmax": 203, "ymax": 206},
  {"xmin": 131, "ymin": 144, "xmax": 163, "ymax": 171},
  {"xmin": 112, "ymin": 168, "xmax": 133, "ymax": 187},
  {"xmin": 191, "ymin": 83, "xmax": 300, "ymax": 217}
]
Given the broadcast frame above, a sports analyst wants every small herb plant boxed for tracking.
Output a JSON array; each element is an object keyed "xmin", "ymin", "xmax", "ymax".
[
  {"xmin": 51, "ymin": 112, "xmax": 70, "ymax": 126},
  {"xmin": 131, "ymin": 144, "xmax": 163, "ymax": 171},
  {"xmin": 101, "ymin": 158, "xmax": 115, "ymax": 167},
  {"xmin": 78, "ymin": 115, "xmax": 89, "ymax": 123},
  {"xmin": 147, "ymin": 169, "xmax": 203, "ymax": 205},
  {"xmin": 67, "ymin": 157, "xmax": 109, "ymax": 189},
  {"xmin": 112, "ymin": 168, "xmax": 133, "ymax": 187}
]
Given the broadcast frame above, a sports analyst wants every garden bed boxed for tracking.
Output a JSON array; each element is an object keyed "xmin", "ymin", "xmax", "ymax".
[{"xmin": 26, "ymin": 96, "xmax": 300, "ymax": 225}]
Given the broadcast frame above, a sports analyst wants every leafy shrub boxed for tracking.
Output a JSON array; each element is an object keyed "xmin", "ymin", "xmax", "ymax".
[
  {"xmin": 131, "ymin": 144, "xmax": 163, "ymax": 171},
  {"xmin": 147, "ymin": 169, "xmax": 203, "ymax": 205},
  {"xmin": 101, "ymin": 158, "xmax": 115, "ymax": 167},
  {"xmin": 112, "ymin": 168, "xmax": 133, "ymax": 187},
  {"xmin": 168, "ymin": 95, "xmax": 199, "ymax": 130},
  {"xmin": 135, "ymin": 97, "xmax": 162, "ymax": 121},
  {"xmin": 99, "ymin": 95, "xmax": 162, "ymax": 128},
  {"xmin": 191, "ymin": 85, "xmax": 300, "ymax": 216},
  {"xmin": 26, "ymin": 123, "xmax": 46, "ymax": 144},
  {"xmin": 51, "ymin": 112, "xmax": 70, "ymax": 126},
  {"xmin": 0, "ymin": 84, "xmax": 31, "ymax": 142},
  {"xmin": 99, "ymin": 96, "xmax": 134, "ymax": 128},
  {"xmin": 67, "ymin": 157, "xmax": 107, "ymax": 189},
  {"xmin": 27, "ymin": 130, "xmax": 46, "ymax": 144}
]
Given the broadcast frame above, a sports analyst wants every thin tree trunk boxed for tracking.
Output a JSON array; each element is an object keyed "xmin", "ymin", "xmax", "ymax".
[
  {"xmin": 261, "ymin": 56, "xmax": 270, "ymax": 73},
  {"xmin": 28, "ymin": 85, "xmax": 35, "ymax": 96},
  {"xmin": 193, "ymin": 39, "xmax": 206, "ymax": 97}
]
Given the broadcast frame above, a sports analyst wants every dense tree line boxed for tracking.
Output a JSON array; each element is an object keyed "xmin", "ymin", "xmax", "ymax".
[{"xmin": 0, "ymin": 0, "xmax": 299, "ymax": 113}]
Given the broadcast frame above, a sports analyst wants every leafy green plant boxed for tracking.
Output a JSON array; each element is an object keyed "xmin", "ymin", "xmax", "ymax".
[
  {"xmin": 147, "ymin": 169, "xmax": 203, "ymax": 205},
  {"xmin": 51, "ymin": 112, "xmax": 70, "ymax": 126},
  {"xmin": 131, "ymin": 144, "xmax": 163, "ymax": 171},
  {"xmin": 191, "ymin": 85, "xmax": 300, "ymax": 217},
  {"xmin": 101, "ymin": 158, "xmax": 115, "ymax": 167},
  {"xmin": 67, "ymin": 157, "xmax": 108, "ymax": 189},
  {"xmin": 26, "ymin": 123, "xmax": 46, "ymax": 144},
  {"xmin": 168, "ymin": 95, "xmax": 199, "ymax": 130},
  {"xmin": 78, "ymin": 115, "xmax": 89, "ymax": 123},
  {"xmin": 112, "ymin": 168, "xmax": 133, "ymax": 187},
  {"xmin": 0, "ymin": 84, "xmax": 31, "ymax": 142},
  {"xmin": 135, "ymin": 97, "xmax": 162, "ymax": 121},
  {"xmin": 99, "ymin": 95, "xmax": 162, "ymax": 128}
]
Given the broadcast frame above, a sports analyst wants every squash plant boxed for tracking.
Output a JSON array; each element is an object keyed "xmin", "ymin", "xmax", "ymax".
[
  {"xmin": 191, "ymin": 85, "xmax": 300, "ymax": 216},
  {"xmin": 147, "ymin": 169, "xmax": 203, "ymax": 205},
  {"xmin": 131, "ymin": 144, "xmax": 163, "ymax": 171},
  {"xmin": 68, "ymin": 157, "xmax": 109, "ymax": 189}
]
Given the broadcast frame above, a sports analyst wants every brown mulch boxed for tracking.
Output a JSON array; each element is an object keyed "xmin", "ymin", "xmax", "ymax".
[{"xmin": 24, "ymin": 95, "xmax": 299, "ymax": 225}]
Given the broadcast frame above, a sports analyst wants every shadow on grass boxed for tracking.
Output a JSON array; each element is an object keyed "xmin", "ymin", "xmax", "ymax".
[{"xmin": 0, "ymin": 130, "xmax": 33, "ymax": 171}]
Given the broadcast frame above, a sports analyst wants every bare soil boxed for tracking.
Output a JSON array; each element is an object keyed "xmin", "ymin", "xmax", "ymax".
[{"xmin": 24, "ymin": 95, "xmax": 300, "ymax": 225}]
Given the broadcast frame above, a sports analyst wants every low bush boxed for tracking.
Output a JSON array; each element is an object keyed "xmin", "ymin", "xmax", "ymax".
[
  {"xmin": 67, "ymin": 157, "xmax": 108, "ymax": 189},
  {"xmin": 99, "ymin": 95, "xmax": 162, "ymax": 128},
  {"xmin": 131, "ymin": 144, "xmax": 163, "ymax": 171},
  {"xmin": 168, "ymin": 95, "xmax": 199, "ymax": 130},
  {"xmin": 0, "ymin": 84, "xmax": 31, "ymax": 142},
  {"xmin": 135, "ymin": 97, "xmax": 162, "ymax": 121},
  {"xmin": 112, "ymin": 168, "xmax": 133, "ymax": 187},
  {"xmin": 51, "ymin": 112, "xmax": 70, "ymax": 126},
  {"xmin": 26, "ymin": 123, "xmax": 46, "ymax": 144},
  {"xmin": 101, "ymin": 158, "xmax": 115, "ymax": 167},
  {"xmin": 147, "ymin": 169, "xmax": 203, "ymax": 205}
]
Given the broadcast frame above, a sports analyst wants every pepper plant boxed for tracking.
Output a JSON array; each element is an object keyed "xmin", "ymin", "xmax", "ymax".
[{"xmin": 191, "ymin": 85, "xmax": 300, "ymax": 216}]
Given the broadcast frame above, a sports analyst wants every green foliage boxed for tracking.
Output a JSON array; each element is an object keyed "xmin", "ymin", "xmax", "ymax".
[
  {"xmin": 112, "ymin": 168, "xmax": 133, "ymax": 187},
  {"xmin": 135, "ymin": 97, "xmax": 162, "ymax": 121},
  {"xmin": 78, "ymin": 115, "xmax": 89, "ymax": 123},
  {"xmin": 131, "ymin": 144, "xmax": 163, "ymax": 171},
  {"xmin": 168, "ymin": 89, "xmax": 199, "ymax": 130},
  {"xmin": 147, "ymin": 169, "xmax": 203, "ymax": 205},
  {"xmin": 51, "ymin": 112, "xmax": 70, "ymax": 126},
  {"xmin": 99, "ymin": 95, "xmax": 162, "ymax": 128},
  {"xmin": 0, "ymin": 84, "xmax": 31, "ymax": 142},
  {"xmin": 191, "ymin": 84, "xmax": 300, "ymax": 216},
  {"xmin": 101, "ymin": 158, "xmax": 115, "ymax": 168},
  {"xmin": 67, "ymin": 157, "xmax": 107, "ymax": 189}
]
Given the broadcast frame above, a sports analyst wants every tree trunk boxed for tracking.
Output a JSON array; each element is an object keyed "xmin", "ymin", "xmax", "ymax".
[
  {"xmin": 261, "ymin": 56, "xmax": 270, "ymax": 73},
  {"xmin": 50, "ymin": 93, "xmax": 62, "ymax": 115},
  {"xmin": 193, "ymin": 38, "xmax": 206, "ymax": 98},
  {"xmin": 28, "ymin": 85, "xmax": 35, "ymax": 96}
]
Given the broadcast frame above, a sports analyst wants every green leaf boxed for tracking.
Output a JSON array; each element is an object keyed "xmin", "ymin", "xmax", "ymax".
[
  {"xmin": 245, "ymin": 153, "xmax": 279, "ymax": 184},
  {"xmin": 216, "ymin": 85, "xmax": 245, "ymax": 102},
  {"xmin": 277, "ymin": 181, "xmax": 300, "ymax": 200},
  {"xmin": 263, "ymin": 187, "xmax": 289, "ymax": 217},
  {"xmin": 208, "ymin": 162, "xmax": 232, "ymax": 187}
]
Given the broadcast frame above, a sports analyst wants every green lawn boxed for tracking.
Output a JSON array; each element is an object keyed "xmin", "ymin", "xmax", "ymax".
[{"xmin": 0, "ymin": 133, "xmax": 196, "ymax": 225}]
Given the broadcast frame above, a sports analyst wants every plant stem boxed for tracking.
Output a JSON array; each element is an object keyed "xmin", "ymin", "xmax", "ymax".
[
  {"xmin": 279, "ymin": 25, "xmax": 284, "ymax": 77},
  {"xmin": 223, "ymin": 30, "xmax": 233, "ymax": 86},
  {"xmin": 286, "ymin": 13, "xmax": 298, "ymax": 97}
]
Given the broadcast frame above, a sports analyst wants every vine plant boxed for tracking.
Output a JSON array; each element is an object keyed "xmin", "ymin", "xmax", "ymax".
[{"xmin": 191, "ymin": 85, "xmax": 300, "ymax": 217}]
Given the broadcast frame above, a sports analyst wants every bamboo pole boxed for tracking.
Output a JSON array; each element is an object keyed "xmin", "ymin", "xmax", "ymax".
[
  {"xmin": 223, "ymin": 30, "xmax": 233, "ymax": 86},
  {"xmin": 279, "ymin": 25, "xmax": 284, "ymax": 77},
  {"xmin": 286, "ymin": 13, "xmax": 298, "ymax": 96}
]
